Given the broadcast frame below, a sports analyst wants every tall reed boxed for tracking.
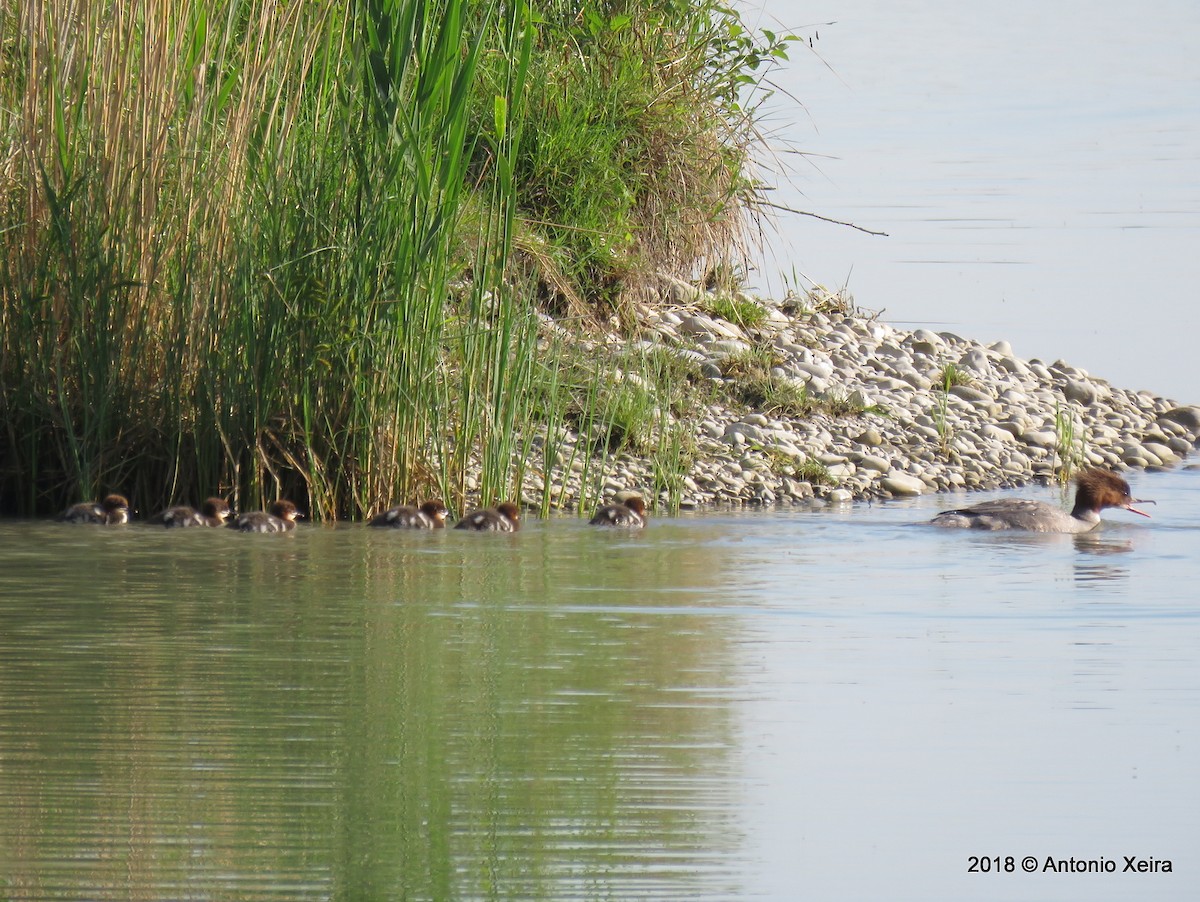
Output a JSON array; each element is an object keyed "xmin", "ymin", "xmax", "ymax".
[
  {"xmin": 0, "ymin": 0, "xmax": 534, "ymax": 517},
  {"xmin": 1, "ymin": 0, "xmax": 788, "ymax": 518}
]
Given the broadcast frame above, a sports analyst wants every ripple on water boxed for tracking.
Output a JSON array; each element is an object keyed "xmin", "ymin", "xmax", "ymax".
[{"xmin": 1, "ymin": 469, "xmax": 1199, "ymax": 898}]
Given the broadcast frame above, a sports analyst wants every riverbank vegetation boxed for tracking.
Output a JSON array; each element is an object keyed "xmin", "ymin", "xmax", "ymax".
[{"xmin": 0, "ymin": 0, "xmax": 796, "ymax": 518}]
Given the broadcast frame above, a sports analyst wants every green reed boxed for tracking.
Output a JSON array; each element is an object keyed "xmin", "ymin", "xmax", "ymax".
[
  {"xmin": 0, "ymin": 0, "xmax": 531, "ymax": 517},
  {"xmin": 0, "ymin": 0, "xmax": 789, "ymax": 518},
  {"xmin": 1053, "ymin": 400, "xmax": 1085, "ymax": 483},
  {"xmin": 932, "ymin": 362, "xmax": 971, "ymax": 456}
]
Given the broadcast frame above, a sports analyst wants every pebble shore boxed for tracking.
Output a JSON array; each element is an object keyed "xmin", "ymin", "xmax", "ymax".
[{"xmin": 526, "ymin": 287, "xmax": 1200, "ymax": 509}]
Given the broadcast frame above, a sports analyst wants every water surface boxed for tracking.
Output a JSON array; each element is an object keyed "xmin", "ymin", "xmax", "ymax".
[
  {"xmin": 2, "ymin": 467, "xmax": 1198, "ymax": 900},
  {"xmin": 739, "ymin": 0, "xmax": 1200, "ymax": 403}
]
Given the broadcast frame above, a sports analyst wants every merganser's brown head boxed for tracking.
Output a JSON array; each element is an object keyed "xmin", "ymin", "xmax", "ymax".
[{"xmin": 1073, "ymin": 469, "xmax": 1152, "ymax": 518}]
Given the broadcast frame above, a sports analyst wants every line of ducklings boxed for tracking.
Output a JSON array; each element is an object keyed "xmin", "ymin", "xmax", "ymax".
[{"xmin": 56, "ymin": 493, "xmax": 647, "ymax": 532}]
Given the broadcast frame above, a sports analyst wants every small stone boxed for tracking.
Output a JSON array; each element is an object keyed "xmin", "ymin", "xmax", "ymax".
[
  {"xmin": 949, "ymin": 383, "xmax": 993, "ymax": 405},
  {"xmin": 847, "ymin": 389, "xmax": 874, "ymax": 409},
  {"xmin": 1120, "ymin": 443, "xmax": 1158, "ymax": 466},
  {"xmin": 662, "ymin": 275, "xmax": 700, "ymax": 304},
  {"xmin": 710, "ymin": 338, "xmax": 751, "ymax": 356},
  {"xmin": 994, "ymin": 355, "xmax": 1029, "ymax": 375},
  {"xmin": 978, "ymin": 424, "xmax": 1016, "ymax": 444},
  {"xmin": 785, "ymin": 479, "xmax": 815, "ymax": 499},
  {"xmin": 1162, "ymin": 406, "xmax": 1200, "ymax": 430},
  {"xmin": 958, "ymin": 348, "xmax": 993, "ymax": 374},
  {"xmin": 1167, "ymin": 436, "xmax": 1193, "ymax": 455},
  {"xmin": 856, "ymin": 428, "xmax": 884, "ymax": 447},
  {"xmin": 1142, "ymin": 441, "xmax": 1179, "ymax": 465},
  {"xmin": 857, "ymin": 455, "xmax": 891, "ymax": 473},
  {"xmin": 679, "ymin": 313, "xmax": 720, "ymax": 337},
  {"xmin": 1020, "ymin": 430, "xmax": 1058, "ymax": 450},
  {"xmin": 793, "ymin": 360, "xmax": 834, "ymax": 380},
  {"xmin": 881, "ymin": 471, "xmax": 925, "ymax": 496},
  {"xmin": 725, "ymin": 422, "xmax": 763, "ymax": 443},
  {"xmin": 1062, "ymin": 379, "xmax": 1099, "ymax": 406}
]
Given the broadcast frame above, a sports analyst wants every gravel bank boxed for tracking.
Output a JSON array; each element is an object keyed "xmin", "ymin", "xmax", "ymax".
[{"xmin": 520, "ymin": 287, "xmax": 1199, "ymax": 510}]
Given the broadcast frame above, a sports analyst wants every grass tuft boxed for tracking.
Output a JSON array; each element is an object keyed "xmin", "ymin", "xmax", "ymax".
[
  {"xmin": 704, "ymin": 294, "xmax": 768, "ymax": 331},
  {"xmin": 935, "ymin": 363, "xmax": 973, "ymax": 389},
  {"xmin": 1053, "ymin": 401, "xmax": 1086, "ymax": 483}
]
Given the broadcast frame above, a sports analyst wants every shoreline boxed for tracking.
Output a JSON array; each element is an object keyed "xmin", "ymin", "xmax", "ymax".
[{"xmin": 525, "ymin": 287, "xmax": 1200, "ymax": 511}]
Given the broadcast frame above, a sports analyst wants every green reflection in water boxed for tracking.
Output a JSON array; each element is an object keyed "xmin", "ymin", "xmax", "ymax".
[{"xmin": 0, "ymin": 520, "xmax": 746, "ymax": 899}]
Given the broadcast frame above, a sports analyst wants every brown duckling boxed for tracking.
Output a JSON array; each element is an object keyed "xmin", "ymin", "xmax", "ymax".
[
  {"xmin": 158, "ymin": 497, "xmax": 235, "ymax": 528},
  {"xmin": 369, "ymin": 499, "xmax": 449, "ymax": 529},
  {"xmin": 453, "ymin": 501, "xmax": 521, "ymax": 532},
  {"xmin": 57, "ymin": 494, "xmax": 131, "ymax": 525},
  {"xmin": 589, "ymin": 494, "xmax": 647, "ymax": 528},
  {"xmin": 231, "ymin": 499, "xmax": 304, "ymax": 533}
]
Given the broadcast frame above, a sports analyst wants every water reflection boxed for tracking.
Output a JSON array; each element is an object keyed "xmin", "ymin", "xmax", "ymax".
[
  {"xmin": 1072, "ymin": 535, "xmax": 1134, "ymax": 556},
  {"xmin": 743, "ymin": 0, "xmax": 1200, "ymax": 404},
  {"xmin": 1071, "ymin": 534, "xmax": 1134, "ymax": 590},
  {"xmin": 0, "ymin": 521, "xmax": 745, "ymax": 900},
  {"xmin": 2, "ymin": 467, "xmax": 1199, "ymax": 899}
]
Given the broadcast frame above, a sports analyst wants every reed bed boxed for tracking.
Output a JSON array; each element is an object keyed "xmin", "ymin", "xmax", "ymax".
[{"xmin": 0, "ymin": 0, "xmax": 788, "ymax": 518}]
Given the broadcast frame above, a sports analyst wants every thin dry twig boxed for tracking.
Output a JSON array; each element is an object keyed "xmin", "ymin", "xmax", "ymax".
[{"xmin": 761, "ymin": 201, "xmax": 889, "ymax": 236}]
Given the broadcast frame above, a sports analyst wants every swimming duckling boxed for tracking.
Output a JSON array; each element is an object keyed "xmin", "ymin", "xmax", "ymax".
[
  {"xmin": 158, "ymin": 497, "xmax": 235, "ymax": 528},
  {"xmin": 453, "ymin": 501, "xmax": 521, "ymax": 532},
  {"xmin": 57, "ymin": 494, "xmax": 131, "ymax": 524},
  {"xmin": 369, "ymin": 499, "xmax": 449, "ymax": 529},
  {"xmin": 231, "ymin": 499, "xmax": 304, "ymax": 533},
  {"xmin": 589, "ymin": 494, "xmax": 647, "ymax": 528}
]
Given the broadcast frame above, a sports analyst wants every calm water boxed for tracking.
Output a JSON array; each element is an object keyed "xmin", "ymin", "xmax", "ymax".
[
  {"xmin": 2, "ymin": 466, "xmax": 1198, "ymax": 900},
  {"xmin": 740, "ymin": 0, "xmax": 1200, "ymax": 404}
]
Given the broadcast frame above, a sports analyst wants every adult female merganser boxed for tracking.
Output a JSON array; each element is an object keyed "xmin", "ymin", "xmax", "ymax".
[
  {"xmin": 589, "ymin": 494, "xmax": 647, "ymax": 527},
  {"xmin": 369, "ymin": 499, "xmax": 449, "ymax": 529},
  {"xmin": 57, "ymin": 494, "xmax": 131, "ymax": 524},
  {"xmin": 158, "ymin": 497, "xmax": 235, "ymax": 527},
  {"xmin": 454, "ymin": 501, "xmax": 521, "ymax": 532},
  {"xmin": 930, "ymin": 468, "xmax": 1152, "ymax": 533},
  {"xmin": 231, "ymin": 499, "xmax": 304, "ymax": 532}
]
